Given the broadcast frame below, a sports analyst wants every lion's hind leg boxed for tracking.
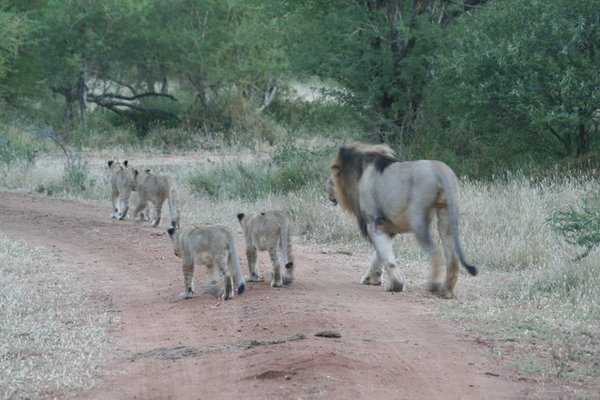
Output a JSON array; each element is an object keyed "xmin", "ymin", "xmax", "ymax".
[
  {"xmin": 215, "ymin": 255, "xmax": 234, "ymax": 300},
  {"xmin": 117, "ymin": 191, "xmax": 130, "ymax": 220},
  {"xmin": 360, "ymin": 250, "xmax": 383, "ymax": 286},
  {"xmin": 269, "ymin": 247, "xmax": 283, "ymax": 288},
  {"xmin": 150, "ymin": 200, "xmax": 163, "ymax": 227},
  {"xmin": 437, "ymin": 208, "xmax": 459, "ymax": 298},
  {"xmin": 111, "ymin": 190, "xmax": 120, "ymax": 219},
  {"xmin": 180, "ymin": 262, "xmax": 195, "ymax": 299},
  {"xmin": 245, "ymin": 245, "xmax": 262, "ymax": 282}
]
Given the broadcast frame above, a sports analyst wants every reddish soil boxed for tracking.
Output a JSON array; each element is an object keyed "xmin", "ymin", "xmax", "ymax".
[{"xmin": 1, "ymin": 191, "xmax": 547, "ymax": 400}]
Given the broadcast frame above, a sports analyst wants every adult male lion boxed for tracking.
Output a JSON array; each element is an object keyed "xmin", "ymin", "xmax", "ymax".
[
  {"xmin": 237, "ymin": 210, "xmax": 295, "ymax": 287},
  {"xmin": 167, "ymin": 225, "xmax": 246, "ymax": 300},
  {"xmin": 108, "ymin": 160, "xmax": 135, "ymax": 220},
  {"xmin": 327, "ymin": 142, "xmax": 477, "ymax": 298},
  {"xmin": 131, "ymin": 169, "xmax": 181, "ymax": 228}
]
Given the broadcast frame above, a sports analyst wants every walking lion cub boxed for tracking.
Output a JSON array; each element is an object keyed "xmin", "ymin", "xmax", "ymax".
[
  {"xmin": 108, "ymin": 160, "xmax": 135, "ymax": 220},
  {"xmin": 167, "ymin": 225, "xmax": 246, "ymax": 300},
  {"xmin": 237, "ymin": 210, "xmax": 295, "ymax": 287},
  {"xmin": 132, "ymin": 169, "xmax": 181, "ymax": 228}
]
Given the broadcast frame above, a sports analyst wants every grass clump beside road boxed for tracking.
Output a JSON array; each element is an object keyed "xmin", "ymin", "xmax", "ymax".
[{"xmin": 0, "ymin": 236, "xmax": 115, "ymax": 399}]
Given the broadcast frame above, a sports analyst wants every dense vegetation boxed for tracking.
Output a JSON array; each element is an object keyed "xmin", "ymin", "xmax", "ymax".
[{"xmin": 1, "ymin": 0, "xmax": 598, "ymax": 173}]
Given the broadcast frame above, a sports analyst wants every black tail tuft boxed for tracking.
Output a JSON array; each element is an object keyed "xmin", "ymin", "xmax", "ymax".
[
  {"xmin": 464, "ymin": 264, "xmax": 478, "ymax": 276},
  {"xmin": 237, "ymin": 282, "xmax": 246, "ymax": 295},
  {"xmin": 285, "ymin": 262, "xmax": 294, "ymax": 269}
]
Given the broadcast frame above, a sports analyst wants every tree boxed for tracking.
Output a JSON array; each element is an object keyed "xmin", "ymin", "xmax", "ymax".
[
  {"xmin": 282, "ymin": 0, "xmax": 490, "ymax": 144},
  {"xmin": 0, "ymin": 2, "xmax": 31, "ymax": 108},
  {"xmin": 426, "ymin": 0, "xmax": 600, "ymax": 164}
]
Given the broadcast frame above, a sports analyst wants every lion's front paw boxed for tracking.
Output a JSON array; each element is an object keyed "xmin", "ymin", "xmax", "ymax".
[
  {"xmin": 360, "ymin": 273, "xmax": 382, "ymax": 286},
  {"xmin": 179, "ymin": 289, "xmax": 194, "ymax": 299},
  {"xmin": 249, "ymin": 273, "xmax": 264, "ymax": 282}
]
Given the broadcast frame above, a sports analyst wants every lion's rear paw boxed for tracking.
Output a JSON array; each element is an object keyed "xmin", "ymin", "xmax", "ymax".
[
  {"xmin": 271, "ymin": 278, "xmax": 283, "ymax": 288},
  {"xmin": 179, "ymin": 290, "xmax": 194, "ymax": 299}
]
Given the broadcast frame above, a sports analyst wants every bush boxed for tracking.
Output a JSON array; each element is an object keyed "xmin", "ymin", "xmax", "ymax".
[
  {"xmin": 548, "ymin": 197, "xmax": 600, "ymax": 260},
  {"xmin": 0, "ymin": 127, "xmax": 46, "ymax": 166},
  {"xmin": 187, "ymin": 144, "xmax": 334, "ymax": 200}
]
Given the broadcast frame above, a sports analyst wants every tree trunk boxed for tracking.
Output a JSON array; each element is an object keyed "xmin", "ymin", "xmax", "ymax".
[
  {"xmin": 77, "ymin": 71, "xmax": 87, "ymax": 124},
  {"xmin": 576, "ymin": 123, "xmax": 590, "ymax": 155}
]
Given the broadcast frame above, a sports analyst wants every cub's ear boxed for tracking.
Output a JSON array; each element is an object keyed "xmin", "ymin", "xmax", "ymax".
[
  {"xmin": 123, "ymin": 160, "xmax": 128, "ymax": 167},
  {"xmin": 167, "ymin": 227, "xmax": 176, "ymax": 238},
  {"xmin": 236, "ymin": 213, "xmax": 245, "ymax": 222},
  {"xmin": 108, "ymin": 160, "xmax": 114, "ymax": 168}
]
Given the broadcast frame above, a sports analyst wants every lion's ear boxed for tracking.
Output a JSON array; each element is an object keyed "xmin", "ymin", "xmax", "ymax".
[
  {"xmin": 123, "ymin": 160, "xmax": 128, "ymax": 167},
  {"xmin": 145, "ymin": 169, "xmax": 152, "ymax": 174},
  {"xmin": 237, "ymin": 213, "xmax": 245, "ymax": 222},
  {"xmin": 108, "ymin": 160, "xmax": 114, "ymax": 168},
  {"xmin": 134, "ymin": 169, "xmax": 139, "ymax": 177},
  {"xmin": 167, "ymin": 227, "xmax": 176, "ymax": 238},
  {"xmin": 331, "ymin": 165, "xmax": 341, "ymax": 175}
]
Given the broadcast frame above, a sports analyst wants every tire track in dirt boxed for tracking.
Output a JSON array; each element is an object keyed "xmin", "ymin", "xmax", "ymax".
[{"xmin": 0, "ymin": 191, "xmax": 536, "ymax": 400}]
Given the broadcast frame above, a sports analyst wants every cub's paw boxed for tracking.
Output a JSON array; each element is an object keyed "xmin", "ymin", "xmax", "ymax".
[
  {"xmin": 360, "ymin": 273, "xmax": 382, "ymax": 286},
  {"xmin": 248, "ymin": 273, "xmax": 264, "ymax": 282}
]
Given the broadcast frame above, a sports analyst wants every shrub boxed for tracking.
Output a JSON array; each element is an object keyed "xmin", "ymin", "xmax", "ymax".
[{"xmin": 548, "ymin": 198, "xmax": 600, "ymax": 260}]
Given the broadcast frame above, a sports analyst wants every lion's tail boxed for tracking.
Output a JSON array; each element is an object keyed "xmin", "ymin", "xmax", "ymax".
[
  {"xmin": 438, "ymin": 165, "xmax": 478, "ymax": 277},
  {"xmin": 168, "ymin": 182, "xmax": 180, "ymax": 229},
  {"xmin": 228, "ymin": 237, "xmax": 246, "ymax": 295},
  {"xmin": 279, "ymin": 219, "xmax": 294, "ymax": 270}
]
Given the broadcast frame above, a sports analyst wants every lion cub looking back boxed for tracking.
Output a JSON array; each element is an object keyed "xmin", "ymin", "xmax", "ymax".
[
  {"xmin": 167, "ymin": 225, "xmax": 246, "ymax": 300},
  {"xmin": 237, "ymin": 210, "xmax": 294, "ymax": 287}
]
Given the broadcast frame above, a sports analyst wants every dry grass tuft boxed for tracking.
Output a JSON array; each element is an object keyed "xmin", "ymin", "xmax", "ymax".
[{"xmin": 0, "ymin": 236, "xmax": 116, "ymax": 399}]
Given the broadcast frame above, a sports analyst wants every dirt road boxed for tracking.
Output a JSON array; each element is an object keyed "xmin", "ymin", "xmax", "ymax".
[{"xmin": 0, "ymin": 191, "xmax": 537, "ymax": 400}]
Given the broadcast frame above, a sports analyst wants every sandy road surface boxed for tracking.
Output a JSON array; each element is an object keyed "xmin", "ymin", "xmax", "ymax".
[{"xmin": 0, "ymin": 191, "xmax": 537, "ymax": 400}]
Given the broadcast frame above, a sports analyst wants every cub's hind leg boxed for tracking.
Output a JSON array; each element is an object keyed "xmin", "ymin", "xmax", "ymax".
[
  {"xmin": 151, "ymin": 200, "xmax": 163, "ymax": 227},
  {"xmin": 245, "ymin": 245, "xmax": 262, "ymax": 281},
  {"xmin": 111, "ymin": 190, "xmax": 120, "ymax": 219},
  {"xmin": 269, "ymin": 247, "xmax": 283, "ymax": 288},
  {"xmin": 180, "ymin": 262, "xmax": 195, "ymax": 299},
  {"xmin": 215, "ymin": 255, "xmax": 234, "ymax": 300}
]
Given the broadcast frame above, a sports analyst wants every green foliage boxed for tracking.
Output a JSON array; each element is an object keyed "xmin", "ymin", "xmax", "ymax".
[
  {"xmin": 63, "ymin": 157, "xmax": 94, "ymax": 193},
  {"xmin": 549, "ymin": 198, "xmax": 600, "ymax": 260},
  {"xmin": 0, "ymin": 127, "xmax": 46, "ymax": 165},
  {"xmin": 424, "ymin": 0, "xmax": 600, "ymax": 173},
  {"xmin": 187, "ymin": 144, "xmax": 333, "ymax": 200},
  {"xmin": 0, "ymin": 4, "xmax": 31, "ymax": 101}
]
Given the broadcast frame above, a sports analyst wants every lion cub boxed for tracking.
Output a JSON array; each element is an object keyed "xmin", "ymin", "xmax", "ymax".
[
  {"xmin": 108, "ymin": 160, "xmax": 135, "ymax": 220},
  {"xmin": 237, "ymin": 210, "xmax": 295, "ymax": 287},
  {"xmin": 132, "ymin": 169, "xmax": 181, "ymax": 228},
  {"xmin": 167, "ymin": 225, "xmax": 246, "ymax": 300}
]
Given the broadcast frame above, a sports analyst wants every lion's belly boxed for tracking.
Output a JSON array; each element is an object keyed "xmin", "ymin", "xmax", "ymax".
[{"xmin": 379, "ymin": 214, "xmax": 411, "ymax": 235}]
